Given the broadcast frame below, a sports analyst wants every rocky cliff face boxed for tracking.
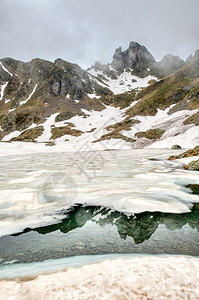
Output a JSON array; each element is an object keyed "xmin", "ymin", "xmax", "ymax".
[
  {"xmin": 0, "ymin": 57, "xmax": 109, "ymax": 138},
  {"xmin": 111, "ymin": 42, "xmax": 155, "ymax": 77}
]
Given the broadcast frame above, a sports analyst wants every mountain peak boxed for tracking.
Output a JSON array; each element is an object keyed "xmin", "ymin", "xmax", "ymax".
[
  {"xmin": 153, "ymin": 54, "xmax": 185, "ymax": 76},
  {"xmin": 129, "ymin": 41, "xmax": 140, "ymax": 49},
  {"xmin": 111, "ymin": 41, "xmax": 155, "ymax": 77}
]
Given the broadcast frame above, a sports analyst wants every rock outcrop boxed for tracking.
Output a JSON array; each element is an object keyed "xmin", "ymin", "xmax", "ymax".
[
  {"xmin": 111, "ymin": 42, "xmax": 155, "ymax": 77},
  {"xmin": 92, "ymin": 41, "xmax": 186, "ymax": 79},
  {"xmin": 169, "ymin": 145, "xmax": 199, "ymax": 160},
  {"xmin": 186, "ymin": 159, "xmax": 199, "ymax": 171}
]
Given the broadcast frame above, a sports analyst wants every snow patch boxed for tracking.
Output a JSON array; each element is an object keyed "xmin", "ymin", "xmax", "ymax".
[
  {"xmin": 36, "ymin": 113, "xmax": 59, "ymax": 142},
  {"xmin": 17, "ymin": 82, "xmax": 23, "ymax": 92},
  {"xmin": 0, "ymin": 62, "xmax": 13, "ymax": 76},
  {"xmin": 148, "ymin": 125, "xmax": 199, "ymax": 149},
  {"xmin": 51, "ymin": 105, "xmax": 127, "ymax": 146},
  {"xmin": 88, "ymin": 68, "xmax": 157, "ymax": 95},
  {"xmin": 87, "ymin": 93, "xmax": 101, "ymax": 99},
  {"xmin": 2, "ymin": 123, "xmax": 37, "ymax": 142},
  {"xmin": 122, "ymin": 105, "xmax": 199, "ymax": 148},
  {"xmin": 0, "ymin": 82, "xmax": 9, "ymax": 100},
  {"xmin": 20, "ymin": 84, "xmax": 38, "ymax": 106},
  {"xmin": 2, "ymin": 130, "xmax": 21, "ymax": 142},
  {"xmin": 0, "ymin": 60, "xmax": 14, "ymax": 100},
  {"xmin": 8, "ymin": 108, "xmax": 16, "ymax": 113}
]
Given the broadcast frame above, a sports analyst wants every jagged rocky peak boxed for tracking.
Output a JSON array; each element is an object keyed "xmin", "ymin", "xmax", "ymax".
[
  {"xmin": 184, "ymin": 49, "xmax": 199, "ymax": 78},
  {"xmin": 93, "ymin": 61, "xmax": 109, "ymax": 73},
  {"xmin": 167, "ymin": 48, "xmax": 199, "ymax": 79},
  {"xmin": 186, "ymin": 49, "xmax": 199, "ymax": 64},
  {"xmin": 90, "ymin": 41, "xmax": 155, "ymax": 78},
  {"xmin": 0, "ymin": 57, "xmax": 21, "ymax": 74},
  {"xmin": 27, "ymin": 58, "xmax": 53, "ymax": 78},
  {"xmin": 0, "ymin": 57, "xmax": 22, "ymax": 85},
  {"xmin": 54, "ymin": 58, "xmax": 86, "ymax": 76},
  {"xmin": 154, "ymin": 54, "xmax": 185, "ymax": 77},
  {"xmin": 111, "ymin": 46, "xmax": 123, "ymax": 71},
  {"xmin": 92, "ymin": 61, "xmax": 118, "ymax": 79},
  {"xmin": 111, "ymin": 41, "xmax": 155, "ymax": 77},
  {"xmin": 91, "ymin": 42, "xmax": 189, "ymax": 79}
]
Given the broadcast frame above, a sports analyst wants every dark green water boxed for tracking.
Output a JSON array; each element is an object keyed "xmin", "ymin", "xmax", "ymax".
[{"xmin": 1, "ymin": 201, "xmax": 199, "ymax": 265}]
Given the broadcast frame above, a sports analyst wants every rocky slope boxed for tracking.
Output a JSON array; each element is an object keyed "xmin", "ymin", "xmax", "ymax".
[{"xmin": 0, "ymin": 41, "xmax": 198, "ymax": 148}]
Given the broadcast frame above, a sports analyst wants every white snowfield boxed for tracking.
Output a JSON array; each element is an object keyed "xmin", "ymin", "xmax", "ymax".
[
  {"xmin": 88, "ymin": 68, "xmax": 157, "ymax": 94},
  {"xmin": 2, "ymin": 101, "xmax": 199, "ymax": 149},
  {"xmin": 123, "ymin": 105, "xmax": 199, "ymax": 149},
  {"xmin": 1, "ymin": 255, "xmax": 199, "ymax": 299}
]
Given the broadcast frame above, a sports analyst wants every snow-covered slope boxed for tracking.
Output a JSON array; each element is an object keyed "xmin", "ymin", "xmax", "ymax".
[
  {"xmin": 2, "ymin": 101, "xmax": 199, "ymax": 150},
  {"xmin": 122, "ymin": 105, "xmax": 199, "ymax": 149},
  {"xmin": 0, "ymin": 41, "xmax": 199, "ymax": 149},
  {"xmin": 88, "ymin": 68, "xmax": 157, "ymax": 94}
]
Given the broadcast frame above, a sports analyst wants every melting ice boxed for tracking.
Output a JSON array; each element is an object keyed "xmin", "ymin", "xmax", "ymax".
[{"xmin": 0, "ymin": 148, "xmax": 198, "ymax": 237}]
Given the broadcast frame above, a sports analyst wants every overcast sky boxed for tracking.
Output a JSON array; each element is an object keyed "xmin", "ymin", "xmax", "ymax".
[{"xmin": 0, "ymin": 0, "xmax": 199, "ymax": 68}]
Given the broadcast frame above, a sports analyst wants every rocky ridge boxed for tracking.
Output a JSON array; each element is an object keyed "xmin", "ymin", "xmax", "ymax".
[
  {"xmin": 0, "ymin": 41, "xmax": 198, "ymax": 148},
  {"xmin": 91, "ymin": 41, "xmax": 185, "ymax": 79}
]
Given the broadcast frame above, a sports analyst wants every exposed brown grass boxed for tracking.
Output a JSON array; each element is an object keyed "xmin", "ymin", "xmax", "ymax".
[
  {"xmin": 10, "ymin": 126, "xmax": 44, "ymax": 142},
  {"xmin": 50, "ymin": 126, "xmax": 83, "ymax": 139},
  {"xmin": 135, "ymin": 128, "xmax": 165, "ymax": 140}
]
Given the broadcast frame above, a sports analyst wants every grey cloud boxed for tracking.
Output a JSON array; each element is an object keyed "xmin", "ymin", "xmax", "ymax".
[{"xmin": 0, "ymin": 0, "xmax": 199, "ymax": 68}]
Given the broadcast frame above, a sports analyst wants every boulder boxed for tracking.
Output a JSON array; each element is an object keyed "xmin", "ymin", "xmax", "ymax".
[
  {"xmin": 186, "ymin": 159, "xmax": 199, "ymax": 171},
  {"xmin": 171, "ymin": 145, "xmax": 182, "ymax": 150}
]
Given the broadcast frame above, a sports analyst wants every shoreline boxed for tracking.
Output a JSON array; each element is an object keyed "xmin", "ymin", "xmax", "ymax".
[
  {"xmin": 1, "ymin": 254, "xmax": 199, "ymax": 299},
  {"xmin": 0, "ymin": 253, "xmax": 199, "ymax": 280}
]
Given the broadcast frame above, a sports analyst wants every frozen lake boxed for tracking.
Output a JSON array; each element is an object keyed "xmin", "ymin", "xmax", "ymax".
[
  {"xmin": 0, "ymin": 147, "xmax": 199, "ymax": 279},
  {"xmin": 0, "ymin": 148, "xmax": 198, "ymax": 236}
]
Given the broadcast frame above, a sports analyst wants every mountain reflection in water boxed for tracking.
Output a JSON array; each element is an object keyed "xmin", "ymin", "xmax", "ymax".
[{"xmin": 1, "ymin": 203, "xmax": 199, "ymax": 265}]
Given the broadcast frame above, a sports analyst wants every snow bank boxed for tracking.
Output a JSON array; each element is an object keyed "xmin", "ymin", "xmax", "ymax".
[
  {"xmin": 148, "ymin": 126, "xmax": 199, "ymax": 149},
  {"xmin": 122, "ymin": 105, "xmax": 199, "ymax": 149},
  {"xmin": 1, "ymin": 255, "xmax": 199, "ymax": 299}
]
